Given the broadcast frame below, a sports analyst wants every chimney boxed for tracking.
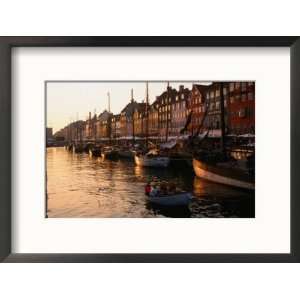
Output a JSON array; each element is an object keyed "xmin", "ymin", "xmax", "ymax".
[{"xmin": 89, "ymin": 112, "xmax": 91, "ymax": 120}]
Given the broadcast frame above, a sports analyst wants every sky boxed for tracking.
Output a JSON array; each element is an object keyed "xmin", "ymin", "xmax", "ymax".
[{"xmin": 46, "ymin": 81, "xmax": 207, "ymax": 133}]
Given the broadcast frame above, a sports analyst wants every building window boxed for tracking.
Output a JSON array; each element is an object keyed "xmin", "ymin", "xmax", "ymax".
[
  {"xmin": 242, "ymin": 93, "xmax": 247, "ymax": 101},
  {"xmin": 248, "ymin": 92, "xmax": 254, "ymax": 100},
  {"xmin": 241, "ymin": 82, "xmax": 247, "ymax": 91},
  {"xmin": 230, "ymin": 83, "xmax": 234, "ymax": 91}
]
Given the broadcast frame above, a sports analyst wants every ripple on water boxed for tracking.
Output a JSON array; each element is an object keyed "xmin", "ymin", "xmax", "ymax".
[{"xmin": 47, "ymin": 147, "xmax": 255, "ymax": 218}]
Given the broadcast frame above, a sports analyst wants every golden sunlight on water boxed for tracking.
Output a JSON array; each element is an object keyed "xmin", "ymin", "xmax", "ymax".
[{"xmin": 47, "ymin": 147, "xmax": 254, "ymax": 218}]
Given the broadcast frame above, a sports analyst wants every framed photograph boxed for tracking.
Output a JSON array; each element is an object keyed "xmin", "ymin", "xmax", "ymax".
[{"xmin": 0, "ymin": 37, "xmax": 299, "ymax": 262}]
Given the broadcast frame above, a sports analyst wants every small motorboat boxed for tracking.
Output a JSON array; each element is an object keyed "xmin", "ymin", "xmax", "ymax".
[
  {"xmin": 134, "ymin": 149, "xmax": 170, "ymax": 168},
  {"xmin": 66, "ymin": 144, "xmax": 73, "ymax": 152},
  {"xmin": 72, "ymin": 143, "xmax": 84, "ymax": 153},
  {"xmin": 89, "ymin": 145, "xmax": 101, "ymax": 157},
  {"xmin": 101, "ymin": 147, "xmax": 119, "ymax": 160},
  {"xmin": 147, "ymin": 192, "xmax": 192, "ymax": 206},
  {"xmin": 84, "ymin": 142, "xmax": 95, "ymax": 154},
  {"xmin": 118, "ymin": 148, "xmax": 135, "ymax": 159}
]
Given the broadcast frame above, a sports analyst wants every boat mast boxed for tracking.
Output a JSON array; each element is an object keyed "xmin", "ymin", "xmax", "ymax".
[
  {"xmin": 145, "ymin": 82, "xmax": 149, "ymax": 147},
  {"xmin": 76, "ymin": 112, "xmax": 79, "ymax": 143},
  {"xmin": 107, "ymin": 92, "xmax": 111, "ymax": 113},
  {"xmin": 165, "ymin": 81, "xmax": 169, "ymax": 142},
  {"xmin": 219, "ymin": 82, "xmax": 226, "ymax": 156},
  {"xmin": 69, "ymin": 117, "xmax": 71, "ymax": 143},
  {"xmin": 94, "ymin": 109, "xmax": 97, "ymax": 142},
  {"xmin": 131, "ymin": 88, "xmax": 135, "ymax": 144},
  {"xmin": 107, "ymin": 92, "xmax": 112, "ymax": 145},
  {"xmin": 114, "ymin": 117, "xmax": 117, "ymax": 145}
]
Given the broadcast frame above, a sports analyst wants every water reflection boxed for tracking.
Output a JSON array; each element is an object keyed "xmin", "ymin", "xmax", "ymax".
[{"xmin": 47, "ymin": 147, "xmax": 254, "ymax": 218}]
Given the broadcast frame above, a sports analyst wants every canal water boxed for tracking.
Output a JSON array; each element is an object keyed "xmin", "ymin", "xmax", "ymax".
[{"xmin": 47, "ymin": 147, "xmax": 255, "ymax": 218}]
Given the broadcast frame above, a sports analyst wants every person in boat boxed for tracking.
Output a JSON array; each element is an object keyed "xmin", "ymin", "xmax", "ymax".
[
  {"xmin": 150, "ymin": 185, "xmax": 159, "ymax": 197},
  {"xmin": 145, "ymin": 182, "xmax": 151, "ymax": 196}
]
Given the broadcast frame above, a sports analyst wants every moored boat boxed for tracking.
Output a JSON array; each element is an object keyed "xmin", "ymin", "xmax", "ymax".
[
  {"xmin": 84, "ymin": 142, "xmax": 95, "ymax": 154},
  {"xmin": 193, "ymin": 157, "xmax": 254, "ymax": 190},
  {"xmin": 147, "ymin": 192, "xmax": 192, "ymax": 206},
  {"xmin": 134, "ymin": 151, "xmax": 170, "ymax": 168},
  {"xmin": 67, "ymin": 143, "xmax": 73, "ymax": 152},
  {"xmin": 191, "ymin": 82, "xmax": 255, "ymax": 190},
  {"xmin": 89, "ymin": 145, "xmax": 101, "ymax": 157},
  {"xmin": 73, "ymin": 143, "xmax": 84, "ymax": 153},
  {"xmin": 134, "ymin": 82, "xmax": 170, "ymax": 168},
  {"xmin": 101, "ymin": 147, "xmax": 119, "ymax": 160},
  {"xmin": 118, "ymin": 148, "xmax": 135, "ymax": 159}
]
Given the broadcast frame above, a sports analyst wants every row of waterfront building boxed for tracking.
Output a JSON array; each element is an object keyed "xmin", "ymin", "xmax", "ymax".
[{"xmin": 53, "ymin": 82, "xmax": 255, "ymax": 142}]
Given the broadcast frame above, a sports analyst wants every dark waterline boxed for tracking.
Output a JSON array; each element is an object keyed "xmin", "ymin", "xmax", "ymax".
[{"xmin": 47, "ymin": 147, "xmax": 255, "ymax": 218}]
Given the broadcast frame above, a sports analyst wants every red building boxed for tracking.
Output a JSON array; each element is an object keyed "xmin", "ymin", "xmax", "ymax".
[
  {"xmin": 189, "ymin": 82, "xmax": 255, "ymax": 136},
  {"xmin": 189, "ymin": 84, "xmax": 209, "ymax": 135},
  {"xmin": 170, "ymin": 85, "xmax": 190, "ymax": 136},
  {"xmin": 156, "ymin": 85, "xmax": 177, "ymax": 140},
  {"xmin": 227, "ymin": 81, "xmax": 255, "ymax": 135}
]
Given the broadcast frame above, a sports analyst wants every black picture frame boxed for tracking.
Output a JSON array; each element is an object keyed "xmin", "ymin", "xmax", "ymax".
[{"xmin": 0, "ymin": 36, "xmax": 299, "ymax": 263}]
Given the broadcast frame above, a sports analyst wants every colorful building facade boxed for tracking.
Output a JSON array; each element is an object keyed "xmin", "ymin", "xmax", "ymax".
[{"xmin": 56, "ymin": 82, "xmax": 255, "ymax": 143}]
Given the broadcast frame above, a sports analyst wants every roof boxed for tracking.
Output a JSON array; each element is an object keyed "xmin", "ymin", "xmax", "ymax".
[
  {"xmin": 112, "ymin": 114, "xmax": 121, "ymax": 121},
  {"xmin": 155, "ymin": 87, "xmax": 178, "ymax": 105},
  {"xmin": 121, "ymin": 100, "xmax": 140, "ymax": 117},
  {"xmin": 98, "ymin": 110, "xmax": 112, "ymax": 122},
  {"xmin": 135, "ymin": 102, "xmax": 146, "ymax": 113},
  {"xmin": 193, "ymin": 84, "xmax": 209, "ymax": 94}
]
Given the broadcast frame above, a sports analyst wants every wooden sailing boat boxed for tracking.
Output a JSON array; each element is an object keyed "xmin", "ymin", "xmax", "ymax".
[
  {"xmin": 118, "ymin": 89, "xmax": 136, "ymax": 159},
  {"xmin": 192, "ymin": 82, "xmax": 255, "ymax": 190},
  {"xmin": 101, "ymin": 92, "xmax": 119, "ymax": 160},
  {"xmin": 134, "ymin": 82, "xmax": 170, "ymax": 168}
]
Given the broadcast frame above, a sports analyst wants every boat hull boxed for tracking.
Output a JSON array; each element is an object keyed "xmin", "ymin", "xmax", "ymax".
[
  {"xmin": 101, "ymin": 151, "xmax": 119, "ymax": 160},
  {"xmin": 148, "ymin": 193, "xmax": 192, "ymax": 206},
  {"xmin": 73, "ymin": 144, "xmax": 84, "ymax": 153},
  {"xmin": 134, "ymin": 155, "xmax": 170, "ymax": 168},
  {"xmin": 193, "ymin": 158, "xmax": 255, "ymax": 190},
  {"xmin": 118, "ymin": 150, "xmax": 134, "ymax": 159},
  {"xmin": 89, "ymin": 148, "xmax": 101, "ymax": 157}
]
